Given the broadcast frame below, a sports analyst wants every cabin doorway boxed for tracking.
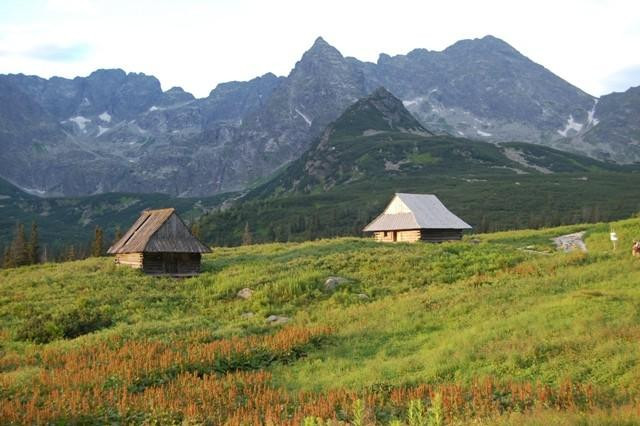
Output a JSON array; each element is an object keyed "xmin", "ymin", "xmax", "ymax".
[
  {"xmin": 163, "ymin": 253, "xmax": 178, "ymax": 274},
  {"xmin": 392, "ymin": 231, "xmax": 397, "ymax": 242}
]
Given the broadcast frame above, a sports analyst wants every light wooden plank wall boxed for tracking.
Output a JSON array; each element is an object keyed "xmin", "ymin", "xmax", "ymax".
[
  {"xmin": 373, "ymin": 229, "xmax": 463, "ymax": 243},
  {"xmin": 115, "ymin": 253, "xmax": 143, "ymax": 268},
  {"xmin": 397, "ymin": 230, "xmax": 421, "ymax": 242},
  {"xmin": 374, "ymin": 231, "xmax": 395, "ymax": 242}
]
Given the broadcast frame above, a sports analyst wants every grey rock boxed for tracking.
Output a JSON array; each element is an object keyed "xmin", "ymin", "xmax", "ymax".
[
  {"xmin": 357, "ymin": 293, "xmax": 370, "ymax": 300},
  {"xmin": 324, "ymin": 276, "xmax": 350, "ymax": 290},
  {"xmin": 237, "ymin": 287, "xmax": 254, "ymax": 300},
  {"xmin": 552, "ymin": 231, "xmax": 588, "ymax": 253},
  {"xmin": 266, "ymin": 315, "xmax": 290, "ymax": 325}
]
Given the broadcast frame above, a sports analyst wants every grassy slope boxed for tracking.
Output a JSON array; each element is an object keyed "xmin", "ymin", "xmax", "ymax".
[{"xmin": 2, "ymin": 218, "xmax": 640, "ymax": 423}]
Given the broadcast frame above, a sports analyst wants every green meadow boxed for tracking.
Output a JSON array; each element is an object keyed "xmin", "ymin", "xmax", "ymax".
[{"xmin": 1, "ymin": 218, "xmax": 640, "ymax": 424}]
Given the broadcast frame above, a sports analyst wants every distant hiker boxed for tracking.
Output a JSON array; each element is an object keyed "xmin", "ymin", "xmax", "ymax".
[{"xmin": 632, "ymin": 241, "xmax": 640, "ymax": 257}]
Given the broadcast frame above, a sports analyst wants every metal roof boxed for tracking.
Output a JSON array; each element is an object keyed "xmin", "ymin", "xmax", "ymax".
[
  {"xmin": 107, "ymin": 208, "xmax": 211, "ymax": 254},
  {"xmin": 363, "ymin": 193, "xmax": 472, "ymax": 232}
]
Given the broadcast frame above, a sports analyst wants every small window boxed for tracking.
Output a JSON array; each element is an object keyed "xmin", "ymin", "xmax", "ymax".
[{"xmin": 383, "ymin": 231, "xmax": 388, "ymax": 237}]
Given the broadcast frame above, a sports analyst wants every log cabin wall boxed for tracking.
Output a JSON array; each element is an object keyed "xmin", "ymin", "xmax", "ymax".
[
  {"xmin": 374, "ymin": 229, "xmax": 463, "ymax": 243},
  {"xmin": 115, "ymin": 253, "xmax": 143, "ymax": 268},
  {"xmin": 397, "ymin": 230, "xmax": 422, "ymax": 242},
  {"xmin": 373, "ymin": 230, "xmax": 421, "ymax": 242},
  {"xmin": 420, "ymin": 229, "xmax": 463, "ymax": 242},
  {"xmin": 374, "ymin": 231, "xmax": 396, "ymax": 242},
  {"xmin": 142, "ymin": 252, "xmax": 201, "ymax": 276}
]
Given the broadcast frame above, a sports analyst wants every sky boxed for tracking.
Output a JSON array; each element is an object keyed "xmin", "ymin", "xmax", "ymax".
[{"xmin": 0, "ymin": 0, "xmax": 639, "ymax": 98}]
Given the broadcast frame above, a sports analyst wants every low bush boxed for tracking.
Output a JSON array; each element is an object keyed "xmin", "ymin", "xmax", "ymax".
[{"xmin": 16, "ymin": 302, "xmax": 112, "ymax": 343}]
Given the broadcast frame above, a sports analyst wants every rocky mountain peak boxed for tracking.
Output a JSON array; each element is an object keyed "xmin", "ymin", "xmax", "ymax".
[
  {"xmin": 300, "ymin": 36, "xmax": 344, "ymax": 63},
  {"xmin": 166, "ymin": 86, "xmax": 188, "ymax": 94},
  {"xmin": 444, "ymin": 34, "xmax": 520, "ymax": 56},
  {"xmin": 331, "ymin": 87, "xmax": 431, "ymax": 136},
  {"xmin": 311, "ymin": 36, "xmax": 330, "ymax": 49},
  {"xmin": 87, "ymin": 68, "xmax": 127, "ymax": 81},
  {"xmin": 161, "ymin": 86, "xmax": 195, "ymax": 104}
]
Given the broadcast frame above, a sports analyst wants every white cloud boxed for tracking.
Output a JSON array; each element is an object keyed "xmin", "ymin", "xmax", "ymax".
[{"xmin": 0, "ymin": 0, "xmax": 638, "ymax": 97}]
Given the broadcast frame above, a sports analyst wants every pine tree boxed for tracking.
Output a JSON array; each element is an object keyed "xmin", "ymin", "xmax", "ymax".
[
  {"xmin": 28, "ymin": 221, "xmax": 39, "ymax": 264},
  {"xmin": 91, "ymin": 226, "xmax": 104, "ymax": 257},
  {"xmin": 113, "ymin": 225, "xmax": 123, "ymax": 244},
  {"xmin": 242, "ymin": 222, "xmax": 252, "ymax": 246},
  {"xmin": 2, "ymin": 245, "xmax": 11, "ymax": 269},
  {"xmin": 66, "ymin": 245, "xmax": 76, "ymax": 262},
  {"xmin": 267, "ymin": 225, "xmax": 276, "ymax": 242},
  {"xmin": 191, "ymin": 223, "xmax": 201, "ymax": 239},
  {"xmin": 10, "ymin": 222, "xmax": 28, "ymax": 267},
  {"xmin": 306, "ymin": 214, "xmax": 320, "ymax": 241}
]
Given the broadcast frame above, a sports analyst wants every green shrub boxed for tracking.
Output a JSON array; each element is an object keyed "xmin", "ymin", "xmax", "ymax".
[
  {"xmin": 16, "ymin": 302, "xmax": 113, "ymax": 343},
  {"xmin": 56, "ymin": 302, "xmax": 113, "ymax": 339},
  {"xmin": 16, "ymin": 313, "xmax": 61, "ymax": 344}
]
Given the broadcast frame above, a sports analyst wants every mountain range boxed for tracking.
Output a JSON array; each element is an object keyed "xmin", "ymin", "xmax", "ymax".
[
  {"xmin": 197, "ymin": 88, "xmax": 640, "ymax": 245},
  {"xmin": 1, "ymin": 35, "xmax": 639, "ymax": 198},
  {"xmin": 2, "ymin": 81, "xmax": 640, "ymax": 249}
]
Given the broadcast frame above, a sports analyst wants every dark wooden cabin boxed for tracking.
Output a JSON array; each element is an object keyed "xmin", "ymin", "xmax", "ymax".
[
  {"xmin": 107, "ymin": 208, "xmax": 211, "ymax": 276},
  {"xmin": 363, "ymin": 193, "xmax": 472, "ymax": 243}
]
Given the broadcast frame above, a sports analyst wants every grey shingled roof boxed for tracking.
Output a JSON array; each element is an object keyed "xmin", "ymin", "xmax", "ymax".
[
  {"xmin": 363, "ymin": 193, "xmax": 472, "ymax": 232},
  {"xmin": 107, "ymin": 208, "xmax": 211, "ymax": 254}
]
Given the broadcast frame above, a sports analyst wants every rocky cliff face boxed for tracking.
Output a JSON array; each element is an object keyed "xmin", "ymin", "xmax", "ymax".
[
  {"xmin": 573, "ymin": 86, "xmax": 640, "ymax": 163},
  {"xmin": 0, "ymin": 70, "xmax": 283, "ymax": 196},
  {"xmin": 242, "ymin": 87, "xmax": 625, "ymax": 202},
  {"xmin": 362, "ymin": 36, "xmax": 597, "ymax": 143},
  {"xmin": 0, "ymin": 36, "xmax": 637, "ymax": 197}
]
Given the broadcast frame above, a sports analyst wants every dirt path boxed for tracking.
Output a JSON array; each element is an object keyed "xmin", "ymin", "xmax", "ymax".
[{"xmin": 552, "ymin": 231, "xmax": 587, "ymax": 253}]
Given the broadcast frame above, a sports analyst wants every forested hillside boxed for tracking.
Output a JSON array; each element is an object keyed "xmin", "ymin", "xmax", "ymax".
[
  {"xmin": 0, "ymin": 176, "xmax": 228, "ymax": 262},
  {"xmin": 198, "ymin": 90, "xmax": 640, "ymax": 246}
]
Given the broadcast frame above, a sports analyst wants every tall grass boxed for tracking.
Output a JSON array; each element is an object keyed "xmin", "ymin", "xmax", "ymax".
[{"xmin": 2, "ymin": 219, "xmax": 640, "ymax": 423}]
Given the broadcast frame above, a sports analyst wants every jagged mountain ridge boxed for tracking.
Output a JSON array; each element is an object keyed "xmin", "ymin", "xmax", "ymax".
[
  {"xmin": 0, "ymin": 70, "xmax": 283, "ymax": 196},
  {"xmin": 197, "ymin": 89, "xmax": 640, "ymax": 246},
  {"xmin": 362, "ymin": 36, "xmax": 596, "ymax": 141},
  {"xmin": 0, "ymin": 35, "xmax": 638, "ymax": 197},
  {"xmin": 247, "ymin": 88, "xmax": 623, "ymax": 198}
]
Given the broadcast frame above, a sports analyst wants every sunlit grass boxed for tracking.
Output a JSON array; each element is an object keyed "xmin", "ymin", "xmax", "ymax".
[{"xmin": 2, "ymin": 220, "xmax": 640, "ymax": 423}]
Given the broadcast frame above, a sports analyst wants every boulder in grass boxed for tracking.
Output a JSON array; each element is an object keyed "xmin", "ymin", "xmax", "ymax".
[
  {"xmin": 324, "ymin": 276, "xmax": 349, "ymax": 291},
  {"xmin": 266, "ymin": 315, "xmax": 290, "ymax": 325},
  {"xmin": 237, "ymin": 288, "xmax": 254, "ymax": 300},
  {"xmin": 357, "ymin": 293, "xmax": 370, "ymax": 301}
]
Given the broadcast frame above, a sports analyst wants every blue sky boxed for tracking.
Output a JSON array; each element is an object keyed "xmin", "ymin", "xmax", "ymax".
[{"xmin": 0, "ymin": 0, "xmax": 639, "ymax": 98}]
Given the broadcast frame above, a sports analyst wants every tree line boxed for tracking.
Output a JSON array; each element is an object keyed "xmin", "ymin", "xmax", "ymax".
[
  {"xmin": 201, "ymin": 206, "xmax": 375, "ymax": 247},
  {"xmin": 1, "ymin": 222, "xmax": 122, "ymax": 269}
]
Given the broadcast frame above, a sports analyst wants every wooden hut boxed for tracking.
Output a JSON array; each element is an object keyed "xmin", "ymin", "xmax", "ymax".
[
  {"xmin": 107, "ymin": 208, "xmax": 211, "ymax": 276},
  {"xmin": 363, "ymin": 193, "xmax": 471, "ymax": 243}
]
